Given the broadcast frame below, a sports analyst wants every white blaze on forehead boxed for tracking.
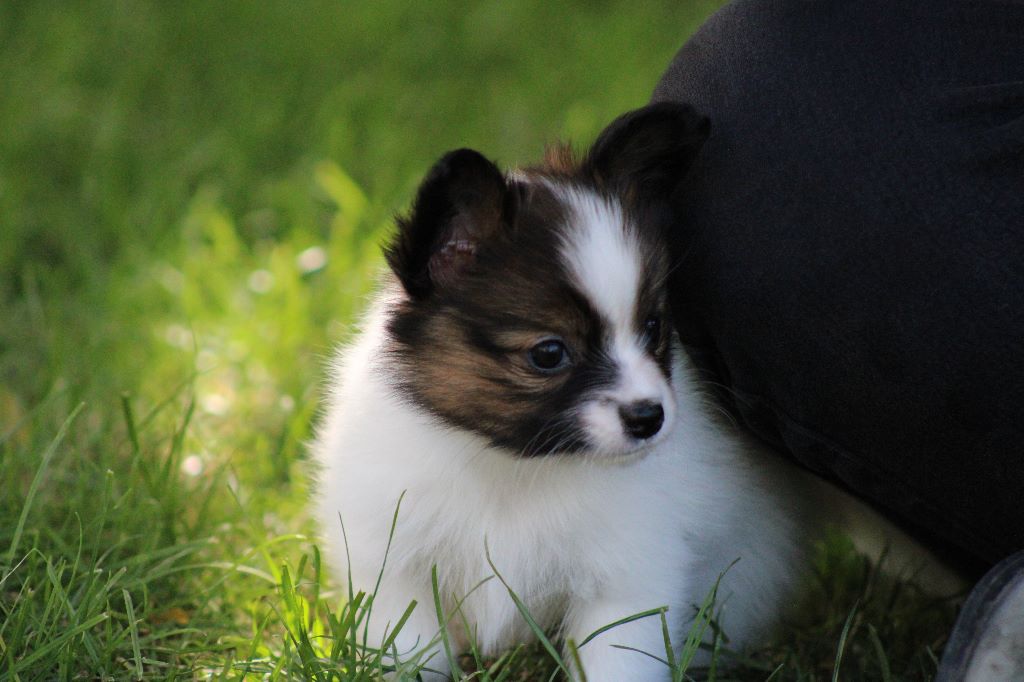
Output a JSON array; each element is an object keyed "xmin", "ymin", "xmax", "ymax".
[
  {"xmin": 554, "ymin": 186, "xmax": 642, "ymax": 332},
  {"xmin": 553, "ymin": 184, "xmax": 676, "ymax": 456}
]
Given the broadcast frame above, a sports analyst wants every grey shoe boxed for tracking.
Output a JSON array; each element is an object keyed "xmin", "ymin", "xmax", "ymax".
[{"xmin": 936, "ymin": 550, "xmax": 1024, "ymax": 682}]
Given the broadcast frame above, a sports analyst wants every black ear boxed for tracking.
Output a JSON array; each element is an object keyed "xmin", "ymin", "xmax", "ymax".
[
  {"xmin": 386, "ymin": 148, "xmax": 510, "ymax": 299},
  {"xmin": 583, "ymin": 101, "xmax": 709, "ymax": 199}
]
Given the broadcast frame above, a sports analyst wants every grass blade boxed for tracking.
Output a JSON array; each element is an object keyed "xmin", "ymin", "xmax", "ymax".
[
  {"xmin": 120, "ymin": 392, "xmax": 140, "ymax": 457},
  {"xmin": 609, "ymin": 644, "xmax": 670, "ymax": 666},
  {"xmin": 660, "ymin": 609, "xmax": 677, "ymax": 674},
  {"xmin": 378, "ymin": 599, "xmax": 417, "ymax": 656},
  {"xmin": 867, "ymin": 623, "xmax": 893, "ymax": 682},
  {"xmin": 484, "ymin": 541, "xmax": 571, "ymax": 678},
  {"xmin": 578, "ymin": 607, "xmax": 666, "ymax": 649},
  {"xmin": 6, "ymin": 403, "xmax": 84, "ymax": 564},
  {"xmin": 832, "ymin": 599, "xmax": 861, "ymax": 682},
  {"xmin": 364, "ymin": 491, "xmax": 405, "ymax": 648},
  {"xmin": 566, "ymin": 639, "xmax": 587, "ymax": 682},
  {"xmin": 677, "ymin": 561, "xmax": 734, "ymax": 675},
  {"xmin": 431, "ymin": 565, "xmax": 460, "ymax": 674},
  {"xmin": 123, "ymin": 589, "xmax": 144, "ymax": 679}
]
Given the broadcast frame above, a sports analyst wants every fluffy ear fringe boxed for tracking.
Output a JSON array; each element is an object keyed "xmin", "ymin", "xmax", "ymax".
[
  {"xmin": 583, "ymin": 101, "xmax": 710, "ymax": 199},
  {"xmin": 385, "ymin": 149, "xmax": 508, "ymax": 299}
]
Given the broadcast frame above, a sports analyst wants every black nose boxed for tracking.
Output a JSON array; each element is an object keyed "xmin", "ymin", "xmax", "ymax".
[{"xmin": 619, "ymin": 401, "xmax": 664, "ymax": 440}]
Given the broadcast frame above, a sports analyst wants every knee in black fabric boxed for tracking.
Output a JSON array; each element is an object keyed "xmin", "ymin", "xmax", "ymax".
[{"xmin": 652, "ymin": 0, "xmax": 1024, "ymax": 564}]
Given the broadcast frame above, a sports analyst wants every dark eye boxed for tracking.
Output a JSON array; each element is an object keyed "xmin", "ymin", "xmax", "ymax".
[
  {"xmin": 528, "ymin": 338, "xmax": 570, "ymax": 373},
  {"xmin": 643, "ymin": 315, "xmax": 662, "ymax": 347}
]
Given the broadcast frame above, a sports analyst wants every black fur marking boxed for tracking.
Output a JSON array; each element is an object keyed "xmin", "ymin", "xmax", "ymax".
[
  {"xmin": 582, "ymin": 101, "xmax": 709, "ymax": 202},
  {"xmin": 385, "ymin": 148, "xmax": 512, "ymax": 300}
]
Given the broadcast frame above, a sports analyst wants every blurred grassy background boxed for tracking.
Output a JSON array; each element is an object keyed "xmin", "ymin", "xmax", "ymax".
[{"xmin": 0, "ymin": 1, "xmax": 716, "ymax": 410}]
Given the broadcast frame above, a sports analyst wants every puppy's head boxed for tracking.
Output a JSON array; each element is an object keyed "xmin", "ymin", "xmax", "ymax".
[{"xmin": 384, "ymin": 103, "xmax": 708, "ymax": 459}]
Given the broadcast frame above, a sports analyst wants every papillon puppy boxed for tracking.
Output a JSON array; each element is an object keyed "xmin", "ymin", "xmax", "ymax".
[{"xmin": 312, "ymin": 102, "xmax": 826, "ymax": 680}]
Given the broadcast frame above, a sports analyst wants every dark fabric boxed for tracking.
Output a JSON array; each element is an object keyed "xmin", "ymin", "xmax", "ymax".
[{"xmin": 653, "ymin": 0, "xmax": 1024, "ymax": 566}]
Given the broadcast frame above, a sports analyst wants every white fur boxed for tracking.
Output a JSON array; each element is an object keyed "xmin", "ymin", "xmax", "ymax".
[{"xmin": 557, "ymin": 188, "xmax": 639, "ymax": 336}]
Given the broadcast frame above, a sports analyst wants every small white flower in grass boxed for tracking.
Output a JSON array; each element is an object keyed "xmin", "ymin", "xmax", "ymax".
[
  {"xmin": 279, "ymin": 394, "xmax": 295, "ymax": 412},
  {"xmin": 196, "ymin": 349, "xmax": 218, "ymax": 372},
  {"xmin": 297, "ymin": 246, "xmax": 327, "ymax": 274},
  {"xmin": 164, "ymin": 324, "xmax": 193, "ymax": 349},
  {"xmin": 246, "ymin": 363, "xmax": 270, "ymax": 383},
  {"xmin": 247, "ymin": 269, "xmax": 274, "ymax": 293},
  {"xmin": 156, "ymin": 264, "xmax": 184, "ymax": 294},
  {"xmin": 181, "ymin": 454, "xmax": 204, "ymax": 477},
  {"xmin": 201, "ymin": 393, "xmax": 229, "ymax": 416}
]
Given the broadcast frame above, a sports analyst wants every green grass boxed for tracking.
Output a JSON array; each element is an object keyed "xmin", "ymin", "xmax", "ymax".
[{"xmin": 0, "ymin": 2, "xmax": 958, "ymax": 679}]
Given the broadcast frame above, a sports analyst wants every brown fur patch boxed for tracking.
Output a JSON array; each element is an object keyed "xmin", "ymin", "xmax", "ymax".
[
  {"xmin": 385, "ymin": 178, "xmax": 624, "ymax": 454},
  {"xmin": 541, "ymin": 142, "xmax": 578, "ymax": 176},
  {"xmin": 409, "ymin": 313, "xmax": 576, "ymax": 440}
]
